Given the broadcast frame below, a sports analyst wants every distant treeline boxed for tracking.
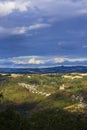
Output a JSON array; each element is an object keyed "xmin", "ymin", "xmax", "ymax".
[{"xmin": 0, "ymin": 66, "xmax": 87, "ymax": 74}]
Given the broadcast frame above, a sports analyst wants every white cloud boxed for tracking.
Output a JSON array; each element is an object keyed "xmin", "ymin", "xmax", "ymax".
[
  {"xmin": 11, "ymin": 23, "xmax": 51, "ymax": 35},
  {"xmin": 66, "ymin": 57, "xmax": 87, "ymax": 62},
  {"xmin": 15, "ymin": 1, "xmax": 31, "ymax": 12},
  {"xmin": 1, "ymin": 55, "xmax": 87, "ymax": 68},
  {"xmin": 28, "ymin": 58, "xmax": 45, "ymax": 64},
  {"xmin": 29, "ymin": 23, "xmax": 51, "ymax": 30},
  {"xmin": 12, "ymin": 27, "xmax": 27, "ymax": 35},
  {"xmin": 0, "ymin": 0, "xmax": 87, "ymax": 20},
  {"xmin": 27, "ymin": 0, "xmax": 87, "ymax": 21},
  {"xmin": 0, "ymin": 1, "xmax": 15, "ymax": 16},
  {"xmin": 11, "ymin": 60, "xmax": 27, "ymax": 65},
  {"xmin": 53, "ymin": 57, "xmax": 87, "ymax": 63},
  {"xmin": 6, "ymin": 56, "xmax": 87, "ymax": 64},
  {"xmin": 0, "ymin": 23, "xmax": 51, "ymax": 36},
  {"xmin": 53, "ymin": 58, "xmax": 65, "ymax": 63},
  {"xmin": 0, "ymin": 0, "xmax": 31, "ymax": 17},
  {"xmin": 10, "ymin": 56, "xmax": 45, "ymax": 65}
]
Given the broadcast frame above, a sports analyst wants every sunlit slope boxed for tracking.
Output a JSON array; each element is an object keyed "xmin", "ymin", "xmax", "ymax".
[{"xmin": 0, "ymin": 73, "xmax": 87, "ymax": 114}]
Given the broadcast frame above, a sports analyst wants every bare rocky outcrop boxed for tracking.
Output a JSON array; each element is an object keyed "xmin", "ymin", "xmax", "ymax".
[{"xmin": 18, "ymin": 83, "xmax": 51, "ymax": 97}]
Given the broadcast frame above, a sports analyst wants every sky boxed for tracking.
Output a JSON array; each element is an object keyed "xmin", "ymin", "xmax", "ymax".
[{"xmin": 0, "ymin": 0, "xmax": 87, "ymax": 68}]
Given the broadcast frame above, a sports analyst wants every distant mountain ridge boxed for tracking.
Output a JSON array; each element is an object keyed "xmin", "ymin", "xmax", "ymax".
[{"xmin": 0, "ymin": 66, "xmax": 87, "ymax": 74}]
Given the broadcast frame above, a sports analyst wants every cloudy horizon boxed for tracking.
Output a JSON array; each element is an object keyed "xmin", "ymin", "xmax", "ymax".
[{"xmin": 0, "ymin": 0, "xmax": 87, "ymax": 68}]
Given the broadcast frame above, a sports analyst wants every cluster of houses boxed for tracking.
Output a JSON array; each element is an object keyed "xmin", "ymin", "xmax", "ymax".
[{"xmin": 18, "ymin": 83, "xmax": 51, "ymax": 97}]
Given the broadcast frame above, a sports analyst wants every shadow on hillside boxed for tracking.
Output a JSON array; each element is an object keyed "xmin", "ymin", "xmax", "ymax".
[
  {"xmin": 30, "ymin": 108, "xmax": 87, "ymax": 130},
  {"xmin": 0, "ymin": 106, "xmax": 87, "ymax": 130},
  {"xmin": 0, "ymin": 91, "xmax": 87, "ymax": 129},
  {"xmin": 14, "ymin": 101, "xmax": 40, "ymax": 116},
  {"xmin": 0, "ymin": 100, "xmax": 40, "ymax": 117}
]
